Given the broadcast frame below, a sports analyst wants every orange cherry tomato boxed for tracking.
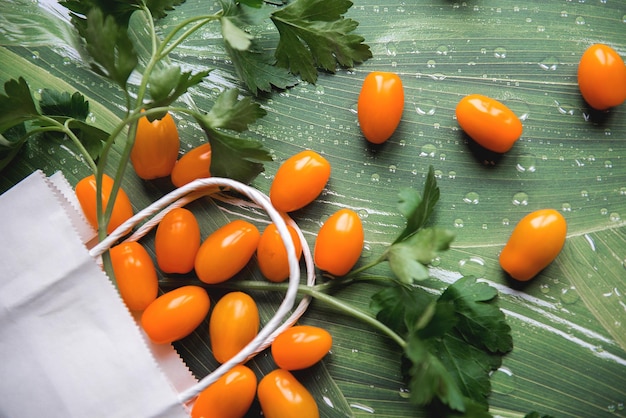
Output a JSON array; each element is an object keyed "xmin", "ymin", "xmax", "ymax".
[
  {"xmin": 577, "ymin": 43, "xmax": 626, "ymax": 110},
  {"xmin": 130, "ymin": 112, "xmax": 180, "ymax": 180},
  {"xmin": 155, "ymin": 207, "xmax": 201, "ymax": 274},
  {"xmin": 499, "ymin": 209, "xmax": 567, "ymax": 282},
  {"xmin": 190, "ymin": 364, "xmax": 257, "ymax": 418},
  {"xmin": 357, "ymin": 71, "xmax": 405, "ymax": 144},
  {"xmin": 75, "ymin": 173, "xmax": 134, "ymax": 234},
  {"xmin": 271, "ymin": 325, "xmax": 332, "ymax": 370},
  {"xmin": 209, "ymin": 292, "xmax": 259, "ymax": 364},
  {"xmin": 314, "ymin": 208, "xmax": 364, "ymax": 277},
  {"xmin": 109, "ymin": 242, "xmax": 158, "ymax": 311},
  {"xmin": 141, "ymin": 285, "xmax": 210, "ymax": 344},
  {"xmin": 194, "ymin": 220, "xmax": 260, "ymax": 284},
  {"xmin": 257, "ymin": 369, "xmax": 319, "ymax": 418},
  {"xmin": 455, "ymin": 94, "xmax": 523, "ymax": 153},
  {"xmin": 171, "ymin": 143, "xmax": 212, "ymax": 188},
  {"xmin": 257, "ymin": 222, "xmax": 303, "ymax": 283},
  {"xmin": 269, "ymin": 150, "xmax": 331, "ymax": 213}
]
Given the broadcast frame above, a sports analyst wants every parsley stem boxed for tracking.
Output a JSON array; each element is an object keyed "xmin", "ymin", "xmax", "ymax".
[
  {"xmin": 96, "ymin": 106, "xmax": 177, "ymax": 240},
  {"xmin": 100, "ymin": 119, "xmax": 138, "ymax": 242},
  {"xmin": 313, "ymin": 274, "xmax": 395, "ymax": 292},
  {"xmin": 344, "ymin": 255, "xmax": 386, "ymax": 278},
  {"xmin": 63, "ymin": 120, "xmax": 98, "ymax": 173},
  {"xmin": 157, "ymin": 14, "xmax": 222, "ymax": 60},
  {"xmin": 95, "ymin": 5, "xmax": 221, "ymax": 237},
  {"xmin": 140, "ymin": 4, "xmax": 159, "ymax": 57},
  {"xmin": 215, "ymin": 280, "xmax": 407, "ymax": 349},
  {"xmin": 303, "ymin": 286, "xmax": 407, "ymax": 349},
  {"xmin": 34, "ymin": 116, "xmax": 97, "ymax": 173}
]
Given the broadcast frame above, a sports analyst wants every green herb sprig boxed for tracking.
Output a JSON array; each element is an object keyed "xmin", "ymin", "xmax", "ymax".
[
  {"xmin": 0, "ymin": 0, "xmax": 371, "ymax": 239},
  {"xmin": 209, "ymin": 166, "xmax": 513, "ymax": 417}
]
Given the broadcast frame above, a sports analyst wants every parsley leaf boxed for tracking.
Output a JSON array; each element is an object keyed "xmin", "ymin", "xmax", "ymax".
[
  {"xmin": 147, "ymin": 63, "xmax": 211, "ymax": 113},
  {"xmin": 70, "ymin": 7, "xmax": 139, "ymax": 88},
  {"xmin": 370, "ymin": 276, "xmax": 512, "ymax": 414},
  {"xmin": 428, "ymin": 276, "xmax": 512, "ymax": 409},
  {"xmin": 0, "ymin": 78, "xmax": 109, "ymax": 169},
  {"xmin": 371, "ymin": 284, "xmax": 458, "ymax": 339},
  {"xmin": 415, "ymin": 300, "xmax": 458, "ymax": 340},
  {"xmin": 35, "ymin": 89, "xmax": 108, "ymax": 160},
  {"xmin": 439, "ymin": 276, "xmax": 513, "ymax": 353},
  {"xmin": 0, "ymin": 78, "xmax": 36, "ymax": 169},
  {"xmin": 39, "ymin": 89, "xmax": 90, "ymax": 121},
  {"xmin": 428, "ymin": 397, "xmax": 493, "ymax": 418},
  {"xmin": 0, "ymin": 125, "xmax": 28, "ymax": 172},
  {"xmin": 60, "ymin": 0, "xmax": 139, "ymax": 27},
  {"xmin": 145, "ymin": 0, "xmax": 186, "ymax": 19},
  {"xmin": 270, "ymin": 0, "xmax": 372, "ymax": 83},
  {"xmin": 225, "ymin": 40, "xmax": 299, "ymax": 94},
  {"xmin": 203, "ymin": 88, "xmax": 267, "ymax": 132},
  {"xmin": 405, "ymin": 336, "xmax": 466, "ymax": 411},
  {"xmin": 394, "ymin": 165, "xmax": 440, "ymax": 244},
  {"xmin": 0, "ymin": 77, "xmax": 39, "ymax": 133},
  {"xmin": 66, "ymin": 120, "xmax": 109, "ymax": 160},
  {"xmin": 61, "ymin": 0, "xmax": 183, "ymax": 24},
  {"xmin": 377, "ymin": 166, "xmax": 452, "ymax": 284},
  {"xmin": 199, "ymin": 127, "xmax": 272, "ymax": 184},
  {"xmin": 433, "ymin": 331, "xmax": 502, "ymax": 409},
  {"xmin": 385, "ymin": 227, "xmax": 455, "ymax": 283},
  {"xmin": 370, "ymin": 284, "xmax": 434, "ymax": 336},
  {"xmin": 220, "ymin": 15, "xmax": 254, "ymax": 51},
  {"xmin": 193, "ymin": 88, "xmax": 271, "ymax": 183},
  {"xmin": 219, "ymin": 1, "xmax": 298, "ymax": 94}
]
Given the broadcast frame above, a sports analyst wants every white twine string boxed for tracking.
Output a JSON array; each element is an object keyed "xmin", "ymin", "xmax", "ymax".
[{"xmin": 88, "ymin": 177, "xmax": 314, "ymax": 404}]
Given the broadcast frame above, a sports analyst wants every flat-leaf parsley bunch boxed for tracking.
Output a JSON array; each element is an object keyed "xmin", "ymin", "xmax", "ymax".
[{"xmin": 0, "ymin": 0, "xmax": 372, "ymax": 240}]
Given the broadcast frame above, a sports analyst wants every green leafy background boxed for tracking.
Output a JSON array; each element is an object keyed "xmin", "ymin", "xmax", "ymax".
[{"xmin": 1, "ymin": 0, "xmax": 625, "ymax": 417}]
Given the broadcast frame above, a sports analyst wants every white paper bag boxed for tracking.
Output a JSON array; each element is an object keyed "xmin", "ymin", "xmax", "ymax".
[{"xmin": 0, "ymin": 171, "xmax": 194, "ymax": 418}]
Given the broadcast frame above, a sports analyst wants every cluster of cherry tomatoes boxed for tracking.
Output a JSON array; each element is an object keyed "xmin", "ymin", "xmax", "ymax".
[
  {"xmin": 75, "ymin": 137, "xmax": 368, "ymax": 416},
  {"xmin": 357, "ymin": 43, "xmax": 625, "ymax": 282},
  {"xmin": 357, "ymin": 43, "xmax": 625, "ymax": 148},
  {"xmin": 73, "ymin": 110, "xmax": 212, "ymax": 236},
  {"xmin": 130, "ymin": 111, "xmax": 214, "ymax": 186},
  {"xmin": 72, "ymin": 41, "xmax": 623, "ymax": 415},
  {"xmin": 191, "ymin": 325, "xmax": 332, "ymax": 418}
]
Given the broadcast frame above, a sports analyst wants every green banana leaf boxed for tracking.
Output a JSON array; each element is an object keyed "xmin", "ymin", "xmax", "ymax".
[{"xmin": 1, "ymin": 0, "xmax": 625, "ymax": 417}]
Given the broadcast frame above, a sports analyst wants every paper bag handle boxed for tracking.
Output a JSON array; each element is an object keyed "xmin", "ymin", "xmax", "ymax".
[{"xmin": 89, "ymin": 177, "xmax": 314, "ymax": 403}]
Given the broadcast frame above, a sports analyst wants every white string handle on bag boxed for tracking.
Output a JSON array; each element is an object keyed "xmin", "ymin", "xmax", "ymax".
[{"xmin": 89, "ymin": 177, "xmax": 315, "ymax": 404}]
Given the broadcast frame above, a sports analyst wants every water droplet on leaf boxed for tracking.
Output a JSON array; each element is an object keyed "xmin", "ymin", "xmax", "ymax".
[{"xmin": 512, "ymin": 192, "xmax": 529, "ymax": 206}]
